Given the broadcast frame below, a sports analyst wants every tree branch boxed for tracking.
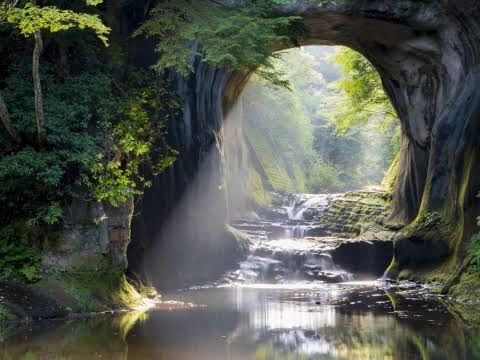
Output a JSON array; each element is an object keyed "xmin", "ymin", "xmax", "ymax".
[{"xmin": 1, "ymin": 0, "xmax": 20, "ymax": 22}]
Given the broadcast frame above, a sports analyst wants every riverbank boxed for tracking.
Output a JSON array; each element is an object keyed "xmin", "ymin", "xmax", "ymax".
[{"xmin": 0, "ymin": 272, "xmax": 156, "ymax": 334}]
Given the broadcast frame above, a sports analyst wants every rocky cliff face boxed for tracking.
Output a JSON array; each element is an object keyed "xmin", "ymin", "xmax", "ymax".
[
  {"xmin": 129, "ymin": 60, "xmax": 248, "ymax": 289},
  {"xmin": 43, "ymin": 198, "xmax": 134, "ymax": 274},
  {"xmin": 130, "ymin": 0, "xmax": 480, "ymax": 288}
]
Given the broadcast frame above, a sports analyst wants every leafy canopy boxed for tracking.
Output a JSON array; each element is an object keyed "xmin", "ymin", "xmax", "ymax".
[
  {"xmin": 135, "ymin": 0, "xmax": 307, "ymax": 87},
  {"xmin": 90, "ymin": 76, "xmax": 178, "ymax": 207},
  {"xmin": 5, "ymin": 1, "xmax": 110, "ymax": 45},
  {"xmin": 333, "ymin": 47, "xmax": 397, "ymax": 133}
]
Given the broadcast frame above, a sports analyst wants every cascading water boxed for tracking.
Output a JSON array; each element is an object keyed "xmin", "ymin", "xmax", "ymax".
[
  {"xmin": 284, "ymin": 193, "xmax": 340, "ymax": 221},
  {"xmin": 223, "ymin": 193, "xmax": 353, "ymax": 285}
]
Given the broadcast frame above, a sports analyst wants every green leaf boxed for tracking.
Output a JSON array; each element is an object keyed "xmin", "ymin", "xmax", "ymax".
[
  {"xmin": 7, "ymin": 3, "xmax": 110, "ymax": 46},
  {"xmin": 135, "ymin": 0, "xmax": 307, "ymax": 86}
]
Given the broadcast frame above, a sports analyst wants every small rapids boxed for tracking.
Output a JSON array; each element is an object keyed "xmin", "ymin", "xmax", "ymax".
[
  {"xmin": 223, "ymin": 193, "xmax": 353, "ymax": 285},
  {"xmin": 284, "ymin": 193, "xmax": 341, "ymax": 221}
]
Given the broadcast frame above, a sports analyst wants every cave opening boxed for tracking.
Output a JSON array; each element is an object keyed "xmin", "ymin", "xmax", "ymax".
[
  {"xmin": 130, "ymin": 2, "xmax": 480, "ymax": 297},
  {"xmin": 129, "ymin": 45, "xmax": 399, "ymax": 290},
  {"xmin": 221, "ymin": 45, "xmax": 398, "ymax": 285},
  {"xmin": 224, "ymin": 45, "xmax": 399, "ymax": 214},
  {"xmin": 128, "ymin": 9, "xmax": 426, "ymax": 290}
]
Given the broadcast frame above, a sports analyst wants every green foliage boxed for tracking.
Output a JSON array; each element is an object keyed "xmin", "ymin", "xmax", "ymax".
[
  {"xmin": 0, "ymin": 305, "xmax": 15, "ymax": 328},
  {"xmin": 0, "ymin": 0, "xmax": 180, "ymax": 289},
  {"xmin": 0, "ymin": 26, "xmax": 178, "ymax": 273},
  {"xmin": 5, "ymin": 1, "xmax": 109, "ymax": 45},
  {"xmin": 242, "ymin": 47, "xmax": 397, "ymax": 194},
  {"xmin": 333, "ymin": 47, "xmax": 397, "ymax": 133},
  {"xmin": 1, "ymin": 65, "xmax": 178, "ymax": 216},
  {"xmin": 305, "ymin": 157, "xmax": 342, "ymax": 193},
  {"xmin": 90, "ymin": 78, "xmax": 178, "ymax": 206},
  {"xmin": 243, "ymin": 63, "xmax": 314, "ymax": 192},
  {"xmin": 0, "ymin": 225, "xmax": 41, "ymax": 282},
  {"xmin": 135, "ymin": 0, "xmax": 307, "ymax": 87},
  {"xmin": 0, "ymin": 70, "xmax": 110, "ymax": 225},
  {"xmin": 468, "ymin": 233, "xmax": 480, "ymax": 268}
]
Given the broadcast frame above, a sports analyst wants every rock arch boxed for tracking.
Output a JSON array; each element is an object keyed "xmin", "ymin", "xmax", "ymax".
[{"xmin": 130, "ymin": 0, "xmax": 480, "ymax": 287}]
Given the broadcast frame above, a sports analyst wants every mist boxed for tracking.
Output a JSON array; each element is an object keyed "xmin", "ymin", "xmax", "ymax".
[{"xmin": 224, "ymin": 46, "xmax": 398, "ymax": 216}]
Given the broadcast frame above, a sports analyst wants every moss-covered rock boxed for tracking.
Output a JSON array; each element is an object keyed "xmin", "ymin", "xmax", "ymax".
[
  {"xmin": 318, "ymin": 189, "xmax": 393, "ymax": 237},
  {"xmin": 0, "ymin": 271, "xmax": 148, "ymax": 335}
]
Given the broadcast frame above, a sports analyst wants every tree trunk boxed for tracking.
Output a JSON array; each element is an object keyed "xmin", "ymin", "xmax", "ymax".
[
  {"xmin": 0, "ymin": 91, "xmax": 21, "ymax": 144},
  {"xmin": 33, "ymin": 29, "xmax": 45, "ymax": 145}
]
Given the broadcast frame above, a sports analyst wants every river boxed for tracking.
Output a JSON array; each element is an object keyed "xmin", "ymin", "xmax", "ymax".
[
  {"xmin": 1, "ymin": 282, "xmax": 477, "ymax": 359},
  {"xmin": 1, "ymin": 193, "xmax": 479, "ymax": 359}
]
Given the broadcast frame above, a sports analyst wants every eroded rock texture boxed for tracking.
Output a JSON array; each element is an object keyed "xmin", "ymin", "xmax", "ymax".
[
  {"xmin": 129, "ymin": 60, "xmax": 247, "ymax": 289},
  {"xmin": 290, "ymin": 0, "xmax": 480, "ymax": 273},
  {"xmin": 130, "ymin": 0, "xmax": 480, "ymax": 287},
  {"xmin": 44, "ymin": 198, "xmax": 134, "ymax": 273}
]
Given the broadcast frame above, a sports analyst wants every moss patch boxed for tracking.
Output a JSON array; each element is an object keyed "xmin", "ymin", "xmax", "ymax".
[
  {"xmin": 447, "ymin": 269, "xmax": 480, "ymax": 325},
  {"xmin": 32, "ymin": 272, "xmax": 145, "ymax": 314},
  {"xmin": 246, "ymin": 167, "xmax": 270, "ymax": 207},
  {"xmin": 60, "ymin": 273, "xmax": 144, "ymax": 312},
  {"xmin": 381, "ymin": 152, "xmax": 399, "ymax": 193}
]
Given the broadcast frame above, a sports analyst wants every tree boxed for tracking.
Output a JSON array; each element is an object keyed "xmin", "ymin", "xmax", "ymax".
[
  {"xmin": 333, "ymin": 47, "xmax": 397, "ymax": 133},
  {"xmin": 2, "ymin": 0, "xmax": 110, "ymax": 145},
  {"xmin": 0, "ymin": 0, "xmax": 19, "ymax": 21},
  {"xmin": 135, "ymin": 0, "xmax": 307, "ymax": 87}
]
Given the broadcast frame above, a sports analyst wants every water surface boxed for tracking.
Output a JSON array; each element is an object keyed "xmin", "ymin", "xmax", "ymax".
[{"xmin": 1, "ymin": 282, "xmax": 478, "ymax": 359}]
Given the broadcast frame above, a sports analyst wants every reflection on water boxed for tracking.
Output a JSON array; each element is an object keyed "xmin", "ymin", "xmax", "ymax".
[{"xmin": 1, "ymin": 282, "xmax": 478, "ymax": 359}]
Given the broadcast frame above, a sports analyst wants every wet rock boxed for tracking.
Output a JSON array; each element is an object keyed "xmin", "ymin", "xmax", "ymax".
[
  {"xmin": 302, "ymin": 264, "xmax": 348, "ymax": 283},
  {"xmin": 331, "ymin": 240, "xmax": 393, "ymax": 277},
  {"xmin": 393, "ymin": 229, "xmax": 450, "ymax": 267},
  {"xmin": 302, "ymin": 208, "xmax": 321, "ymax": 221},
  {"xmin": 256, "ymin": 207, "xmax": 289, "ymax": 221},
  {"xmin": 305, "ymin": 225, "xmax": 330, "ymax": 237},
  {"xmin": 0, "ymin": 280, "xmax": 68, "ymax": 321}
]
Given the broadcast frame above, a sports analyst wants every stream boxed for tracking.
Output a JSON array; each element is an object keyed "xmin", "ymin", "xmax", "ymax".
[{"xmin": 1, "ymin": 194, "xmax": 479, "ymax": 359}]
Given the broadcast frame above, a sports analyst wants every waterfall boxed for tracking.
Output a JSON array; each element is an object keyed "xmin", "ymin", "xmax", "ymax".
[
  {"xmin": 222, "ymin": 193, "xmax": 354, "ymax": 285},
  {"xmin": 284, "ymin": 193, "xmax": 341, "ymax": 221}
]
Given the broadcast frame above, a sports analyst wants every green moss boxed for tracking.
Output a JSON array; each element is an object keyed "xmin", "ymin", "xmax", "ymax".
[
  {"xmin": 381, "ymin": 152, "xmax": 400, "ymax": 193},
  {"xmin": 448, "ymin": 270, "xmax": 480, "ymax": 325},
  {"xmin": 245, "ymin": 127, "xmax": 299, "ymax": 193},
  {"xmin": 397, "ymin": 268, "xmax": 416, "ymax": 281},
  {"xmin": 59, "ymin": 272, "xmax": 144, "ymax": 313},
  {"xmin": 385, "ymin": 256, "xmax": 399, "ymax": 277},
  {"xmin": 246, "ymin": 167, "xmax": 270, "ymax": 207},
  {"xmin": 415, "ymin": 211, "xmax": 442, "ymax": 228}
]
